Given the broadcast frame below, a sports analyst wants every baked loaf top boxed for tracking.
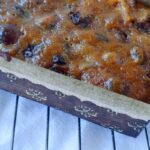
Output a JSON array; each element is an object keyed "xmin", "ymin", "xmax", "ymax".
[{"xmin": 0, "ymin": 0, "xmax": 149, "ymax": 102}]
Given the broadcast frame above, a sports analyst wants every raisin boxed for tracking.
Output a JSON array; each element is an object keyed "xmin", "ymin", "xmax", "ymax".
[
  {"xmin": 79, "ymin": 16, "xmax": 92, "ymax": 28},
  {"xmin": 69, "ymin": 12, "xmax": 80, "ymax": 25},
  {"xmin": 115, "ymin": 30, "xmax": 129, "ymax": 42},
  {"xmin": 52, "ymin": 55, "xmax": 66, "ymax": 65},
  {"xmin": 136, "ymin": 17, "xmax": 150, "ymax": 33},
  {"xmin": 0, "ymin": 24, "xmax": 20, "ymax": 45},
  {"xmin": 69, "ymin": 12, "xmax": 92, "ymax": 28},
  {"xmin": 22, "ymin": 43, "xmax": 44, "ymax": 59},
  {"xmin": 22, "ymin": 45, "xmax": 35, "ymax": 59},
  {"xmin": 48, "ymin": 23, "xmax": 57, "ymax": 30},
  {"xmin": 50, "ymin": 64, "xmax": 68, "ymax": 75}
]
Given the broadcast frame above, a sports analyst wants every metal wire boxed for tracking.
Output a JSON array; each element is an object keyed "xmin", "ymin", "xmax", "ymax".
[
  {"xmin": 46, "ymin": 107, "xmax": 50, "ymax": 150},
  {"xmin": 11, "ymin": 95, "xmax": 19, "ymax": 150},
  {"xmin": 10, "ymin": 95, "xmax": 150, "ymax": 150},
  {"xmin": 78, "ymin": 118, "xmax": 82, "ymax": 150},
  {"xmin": 145, "ymin": 128, "xmax": 150, "ymax": 150},
  {"xmin": 111, "ymin": 130, "xmax": 116, "ymax": 150}
]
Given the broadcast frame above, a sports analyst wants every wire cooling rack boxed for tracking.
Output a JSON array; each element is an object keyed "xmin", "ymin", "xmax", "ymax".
[{"xmin": 0, "ymin": 89, "xmax": 149, "ymax": 150}]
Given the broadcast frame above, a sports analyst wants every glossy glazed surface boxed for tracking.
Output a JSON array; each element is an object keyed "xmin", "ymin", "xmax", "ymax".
[{"xmin": 0, "ymin": 0, "xmax": 149, "ymax": 102}]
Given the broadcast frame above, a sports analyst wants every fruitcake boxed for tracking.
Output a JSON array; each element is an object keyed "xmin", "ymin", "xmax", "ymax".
[{"xmin": 0, "ymin": 0, "xmax": 149, "ymax": 102}]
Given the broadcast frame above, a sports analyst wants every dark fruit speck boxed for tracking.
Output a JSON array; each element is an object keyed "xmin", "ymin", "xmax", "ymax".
[
  {"xmin": 48, "ymin": 23, "xmax": 57, "ymax": 30},
  {"xmin": 52, "ymin": 55, "xmax": 66, "ymax": 65},
  {"xmin": 79, "ymin": 16, "xmax": 92, "ymax": 28},
  {"xmin": 136, "ymin": 17, "xmax": 150, "ymax": 33},
  {"xmin": 0, "ymin": 24, "xmax": 20, "ymax": 45},
  {"xmin": 69, "ymin": 12, "xmax": 80, "ymax": 25},
  {"xmin": 50, "ymin": 64, "xmax": 68, "ymax": 75},
  {"xmin": 22, "ymin": 44, "xmax": 35, "ymax": 59},
  {"xmin": 22, "ymin": 43, "xmax": 44, "ymax": 59},
  {"xmin": 69, "ymin": 12, "xmax": 92, "ymax": 28},
  {"xmin": 115, "ymin": 30, "xmax": 129, "ymax": 42}
]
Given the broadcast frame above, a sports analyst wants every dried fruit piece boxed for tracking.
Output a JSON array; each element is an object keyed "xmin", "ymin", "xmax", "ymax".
[
  {"xmin": 69, "ymin": 12, "xmax": 92, "ymax": 28},
  {"xmin": 52, "ymin": 55, "xmax": 66, "ymax": 65},
  {"xmin": 22, "ymin": 42, "xmax": 45, "ymax": 59},
  {"xmin": 115, "ymin": 30, "xmax": 129, "ymax": 42},
  {"xmin": 50, "ymin": 64, "xmax": 68, "ymax": 75},
  {"xmin": 136, "ymin": 17, "xmax": 150, "ymax": 33},
  {"xmin": 22, "ymin": 44, "xmax": 35, "ymax": 59},
  {"xmin": 48, "ymin": 23, "xmax": 57, "ymax": 30},
  {"xmin": 69, "ymin": 12, "xmax": 81, "ymax": 25},
  {"xmin": 79, "ymin": 16, "xmax": 92, "ymax": 28},
  {"xmin": 0, "ymin": 24, "xmax": 20, "ymax": 45}
]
